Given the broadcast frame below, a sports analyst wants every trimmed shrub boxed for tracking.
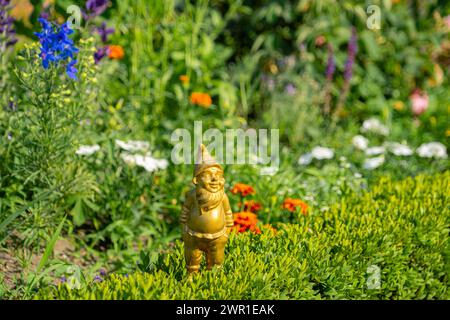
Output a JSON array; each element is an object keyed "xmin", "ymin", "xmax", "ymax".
[{"xmin": 37, "ymin": 173, "xmax": 449, "ymax": 299}]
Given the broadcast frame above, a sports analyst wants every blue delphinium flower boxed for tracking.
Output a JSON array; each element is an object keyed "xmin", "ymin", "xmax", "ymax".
[
  {"xmin": 34, "ymin": 18, "xmax": 79, "ymax": 80},
  {"xmin": 66, "ymin": 59, "xmax": 78, "ymax": 80}
]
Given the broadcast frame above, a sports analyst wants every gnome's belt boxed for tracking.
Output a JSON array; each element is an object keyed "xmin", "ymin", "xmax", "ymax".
[{"xmin": 184, "ymin": 225, "xmax": 228, "ymax": 239}]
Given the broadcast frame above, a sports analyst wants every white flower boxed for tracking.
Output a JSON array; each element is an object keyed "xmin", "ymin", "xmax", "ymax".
[
  {"xmin": 311, "ymin": 147, "xmax": 334, "ymax": 160},
  {"xmin": 361, "ymin": 118, "xmax": 389, "ymax": 136},
  {"xmin": 260, "ymin": 166, "xmax": 278, "ymax": 176},
  {"xmin": 121, "ymin": 153, "xmax": 169, "ymax": 172},
  {"xmin": 352, "ymin": 135, "xmax": 369, "ymax": 150},
  {"xmin": 363, "ymin": 156, "xmax": 385, "ymax": 170},
  {"xmin": 249, "ymin": 153, "xmax": 268, "ymax": 165},
  {"xmin": 298, "ymin": 153, "xmax": 313, "ymax": 165},
  {"xmin": 76, "ymin": 144, "xmax": 100, "ymax": 156},
  {"xmin": 121, "ymin": 153, "xmax": 137, "ymax": 165},
  {"xmin": 385, "ymin": 142, "xmax": 413, "ymax": 156},
  {"xmin": 365, "ymin": 146, "xmax": 385, "ymax": 156},
  {"xmin": 416, "ymin": 142, "xmax": 447, "ymax": 159},
  {"xmin": 298, "ymin": 146, "xmax": 334, "ymax": 165},
  {"xmin": 115, "ymin": 139, "xmax": 150, "ymax": 152}
]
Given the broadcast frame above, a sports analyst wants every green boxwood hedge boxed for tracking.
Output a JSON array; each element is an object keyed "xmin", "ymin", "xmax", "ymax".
[{"xmin": 37, "ymin": 173, "xmax": 449, "ymax": 299}]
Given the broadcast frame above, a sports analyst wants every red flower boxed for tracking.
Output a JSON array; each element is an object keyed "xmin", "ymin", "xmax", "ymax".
[{"xmin": 242, "ymin": 200, "xmax": 262, "ymax": 213}]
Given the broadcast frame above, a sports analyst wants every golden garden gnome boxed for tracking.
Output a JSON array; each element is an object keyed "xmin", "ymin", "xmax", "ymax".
[{"xmin": 180, "ymin": 144, "xmax": 234, "ymax": 273}]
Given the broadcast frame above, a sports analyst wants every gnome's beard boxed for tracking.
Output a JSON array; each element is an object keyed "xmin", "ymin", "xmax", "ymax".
[{"xmin": 196, "ymin": 187, "xmax": 224, "ymax": 213}]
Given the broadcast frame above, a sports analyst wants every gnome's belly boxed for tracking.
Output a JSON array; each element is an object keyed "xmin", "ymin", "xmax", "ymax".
[{"xmin": 187, "ymin": 207, "xmax": 226, "ymax": 234}]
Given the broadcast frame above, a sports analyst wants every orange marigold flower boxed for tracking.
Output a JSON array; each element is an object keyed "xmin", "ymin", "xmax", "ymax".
[
  {"xmin": 242, "ymin": 200, "xmax": 262, "ymax": 213},
  {"xmin": 108, "ymin": 45, "xmax": 125, "ymax": 60},
  {"xmin": 281, "ymin": 198, "xmax": 309, "ymax": 215},
  {"xmin": 231, "ymin": 183, "xmax": 255, "ymax": 197},
  {"xmin": 190, "ymin": 92, "xmax": 212, "ymax": 108},
  {"xmin": 233, "ymin": 212, "xmax": 260, "ymax": 234},
  {"xmin": 179, "ymin": 75, "xmax": 189, "ymax": 84},
  {"xmin": 249, "ymin": 225, "xmax": 261, "ymax": 234}
]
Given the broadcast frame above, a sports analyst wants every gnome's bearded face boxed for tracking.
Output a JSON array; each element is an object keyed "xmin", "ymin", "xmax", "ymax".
[
  {"xmin": 197, "ymin": 167, "xmax": 225, "ymax": 193},
  {"xmin": 193, "ymin": 144, "xmax": 225, "ymax": 211}
]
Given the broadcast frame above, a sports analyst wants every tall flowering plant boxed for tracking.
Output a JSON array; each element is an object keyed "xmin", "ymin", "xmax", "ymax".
[
  {"xmin": 0, "ymin": 0, "xmax": 16, "ymax": 109},
  {"xmin": 335, "ymin": 27, "xmax": 358, "ymax": 119},
  {"xmin": 6, "ymin": 18, "xmax": 100, "ymax": 239}
]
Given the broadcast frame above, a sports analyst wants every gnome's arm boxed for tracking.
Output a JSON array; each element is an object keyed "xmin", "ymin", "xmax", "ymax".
[
  {"xmin": 223, "ymin": 194, "xmax": 234, "ymax": 228},
  {"xmin": 180, "ymin": 190, "xmax": 194, "ymax": 226}
]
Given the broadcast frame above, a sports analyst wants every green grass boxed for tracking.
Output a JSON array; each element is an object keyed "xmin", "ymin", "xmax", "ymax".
[{"xmin": 37, "ymin": 172, "xmax": 450, "ymax": 300}]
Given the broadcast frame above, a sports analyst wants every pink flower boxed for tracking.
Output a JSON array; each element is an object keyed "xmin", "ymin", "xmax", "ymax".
[
  {"xmin": 444, "ymin": 15, "xmax": 450, "ymax": 29},
  {"xmin": 410, "ymin": 89, "xmax": 429, "ymax": 116}
]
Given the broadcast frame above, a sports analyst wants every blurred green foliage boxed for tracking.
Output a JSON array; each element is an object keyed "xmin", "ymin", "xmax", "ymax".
[{"xmin": 0, "ymin": 0, "xmax": 449, "ymax": 299}]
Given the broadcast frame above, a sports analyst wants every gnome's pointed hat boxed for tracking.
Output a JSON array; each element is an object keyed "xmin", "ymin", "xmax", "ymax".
[{"xmin": 194, "ymin": 144, "xmax": 222, "ymax": 177}]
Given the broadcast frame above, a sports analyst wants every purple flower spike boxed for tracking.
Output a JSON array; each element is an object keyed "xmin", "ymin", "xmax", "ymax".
[
  {"xmin": 343, "ymin": 27, "xmax": 358, "ymax": 82},
  {"xmin": 94, "ymin": 46, "xmax": 110, "ymax": 64},
  {"xmin": 97, "ymin": 22, "xmax": 114, "ymax": 43},
  {"xmin": 39, "ymin": 10, "xmax": 50, "ymax": 20},
  {"xmin": 7, "ymin": 101, "xmax": 17, "ymax": 111},
  {"xmin": 99, "ymin": 268, "xmax": 107, "ymax": 276},
  {"xmin": 325, "ymin": 44, "xmax": 335, "ymax": 81},
  {"xmin": 86, "ymin": 0, "xmax": 110, "ymax": 19},
  {"xmin": 0, "ymin": 0, "xmax": 17, "ymax": 48},
  {"xmin": 285, "ymin": 83, "xmax": 296, "ymax": 96},
  {"xmin": 93, "ymin": 275, "xmax": 103, "ymax": 282}
]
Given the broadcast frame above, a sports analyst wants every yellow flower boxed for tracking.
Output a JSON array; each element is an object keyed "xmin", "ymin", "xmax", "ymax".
[
  {"xmin": 393, "ymin": 101, "xmax": 404, "ymax": 111},
  {"xmin": 429, "ymin": 116, "xmax": 436, "ymax": 126}
]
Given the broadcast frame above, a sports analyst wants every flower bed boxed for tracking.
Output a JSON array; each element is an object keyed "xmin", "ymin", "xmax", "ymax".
[{"xmin": 37, "ymin": 173, "xmax": 449, "ymax": 300}]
